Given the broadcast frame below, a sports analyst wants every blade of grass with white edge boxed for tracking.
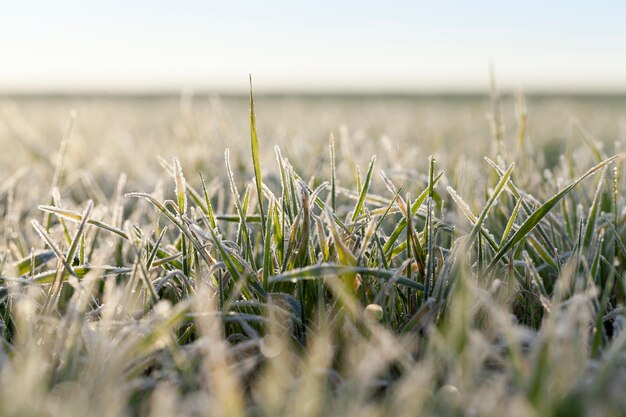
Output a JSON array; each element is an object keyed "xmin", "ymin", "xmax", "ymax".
[
  {"xmin": 199, "ymin": 173, "xmax": 217, "ymax": 229},
  {"xmin": 485, "ymin": 156, "xmax": 559, "ymax": 258},
  {"xmin": 424, "ymin": 156, "xmax": 437, "ymax": 296},
  {"xmin": 325, "ymin": 207, "xmax": 357, "ymax": 292},
  {"xmin": 38, "ymin": 205, "xmax": 129, "ymax": 240},
  {"xmin": 44, "ymin": 112, "xmax": 76, "ymax": 231},
  {"xmin": 592, "ymin": 253, "xmax": 615, "ymax": 357},
  {"xmin": 404, "ymin": 193, "xmax": 425, "ymax": 279},
  {"xmin": 215, "ymin": 214, "xmax": 261, "ymax": 223},
  {"xmin": 301, "ymin": 181, "xmax": 349, "ymax": 232},
  {"xmin": 296, "ymin": 184, "xmax": 311, "ymax": 267},
  {"xmin": 368, "ymin": 185, "xmax": 404, "ymax": 270},
  {"xmin": 601, "ymin": 213, "xmax": 626, "ymax": 259},
  {"xmin": 466, "ymin": 162, "xmax": 514, "ymax": 246},
  {"xmin": 173, "ymin": 158, "xmax": 187, "ymax": 216},
  {"xmin": 173, "ymin": 158, "xmax": 190, "ymax": 277},
  {"xmin": 29, "ymin": 265, "xmax": 132, "ymax": 284},
  {"xmin": 13, "ymin": 251, "xmax": 56, "ymax": 276},
  {"xmin": 125, "ymin": 193, "xmax": 215, "ymax": 270},
  {"xmin": 275, "ymin": 146, "xmax": 293, "ymax": 222},
  {"xmin": 65, "ymin": 200, "xmax": 93, "ymax": 266},
  {"xmin": 225, "ymin": 149, "xmax": 256, "ymax": 270},
  {"xmin": 583, "ymin": 171, "xmax": 605, "ymax": 249},
  {"xmin": 269, "ymin": 263, "xmax": 424, "ymax": 291},
  {"xmin": 281, "ymin": 210, "xmax": 302, "ymax": 271},
  {"xmin": 486, "ymin": 154, "xmax": 622, "ymax": 274},
  {"xmin": 446, "ymin": 186, "xmax": 499, "ymax": 251},
  {"xmin": 156, "ymin": 156, "xmax": 208, "ymax": 214},
  {"xmin": 31, "ymin": 219, "xmax": 77, "ymax": 277},
  {"xmin": 351, "ymin": 155, "xmax": 376, "ymax": 223},
  {"xmin": 39, "ymin": 203, "xmax": 185, "ymax": 271},
  {"xmin": 146, "ymin": 227, "xmax": 168, "ymax": 271},
  {"xmin": 500, "ymin": 196, "xmax": 523, "ymax": 247},
  {"xmin": 249, "ymin": 75, "xmax": 266, "ymax": 236},
  {"xmin": 262, "ymin": 200, "xmax": 274, "ymax": 290},
  {"xmin": 209, "ymin": 224, "xmax": 266, "ymax": 303},
  {"xmin": 207, "ymin": 225, "xmax": 243, "ymax": 308},
  {"xmin": 381, "ymin": 171, "xmax": 444, "ymax": 256}
]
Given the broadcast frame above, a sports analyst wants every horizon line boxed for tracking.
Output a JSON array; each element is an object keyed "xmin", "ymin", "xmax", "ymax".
[{"xmin": 3, "ymin": 88, "xmax": 626, "ymax": 99}]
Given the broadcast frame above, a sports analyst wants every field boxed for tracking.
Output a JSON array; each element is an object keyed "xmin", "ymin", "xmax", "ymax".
[{"xmin": 1, "ymin": 92, "xmax": 626, "ymax": 416}]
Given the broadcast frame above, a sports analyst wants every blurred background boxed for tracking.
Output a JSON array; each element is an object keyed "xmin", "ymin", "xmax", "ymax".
[
  {"xmin": 1, "ymin": 0, "xmax": 625, "ymax": 193},
  {"xmin": 2, "ymin": 0, "xmax": 626, "ymax": 93}
]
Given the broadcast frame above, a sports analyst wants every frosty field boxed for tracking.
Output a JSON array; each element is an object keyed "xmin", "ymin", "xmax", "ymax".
[{"xmin": 0, "ymin": 93, "xmax": 626, "ymax": 416}]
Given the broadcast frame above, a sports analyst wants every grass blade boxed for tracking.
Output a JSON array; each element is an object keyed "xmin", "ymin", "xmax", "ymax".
[
  {"xmin": 269, "ymin": 263, "xmax": 424, "ymax": 291},
  {"xmin": 351, "ymin": 155, "xmax": 376, "ymax": 223},
  {"xmin": 466, "ymin": 162, "xmax": 514, "ymax": 245},
  {"xmin": 487, "ymin": 155, "xmax": 621, "ymax": 273},
  {"xmin": 249, "ymin": 75, "xmax": 266, "ymax": 234},
  {"xmin": 583, "ymin": 171, "xmax": 605, "ymax": 249}
]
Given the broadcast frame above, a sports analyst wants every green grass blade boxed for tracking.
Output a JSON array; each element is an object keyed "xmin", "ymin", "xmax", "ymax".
[
  {"xmin": 446, "ymin": 186, "xmax": 499, "ymax": 251},
  {"xmin": 269, "ymin": 263, "xmax": 424, "ymax": 291},
  {"xmin": 199, "ymin": 173, "xmax": 217, "ymax": 229},
  {"xmin": 125, "ymin": 193, "xmax": 215, "ymax": 270},
  {"xmin": 583, "ymin": 171, "xmax": 605, "ymax": 248},
  {"xmin": 249, "ymin": 75, "xmax": 266, "ymax": 234},
  {"xmin": 38, "ymin": 205, "xmax": 129, "ymax": 240},
  {"xmin": 262, "ymin": 200, "xmax": 274, "ymax": 290},
  {"xmin": 382, "ymin": 171, "xmax": 443, "ymax": 256},
  {"xmin": 351, "ymin": 155, "xmax": 376, "ymax": 223},
  {"xmin": 487, "ymin": 155, "xmax": 621, "ymax": 273},
  {"xmin": 173, "ymin": 158, "xmax": 187, "ymax": 216},
  {"xmin": 13, "ymin": 251, "xmax": 56, "ymax": 276},
  {"xmin": 146, "ymin": 227, "xmax": 168, "ymax": 271},
  {"xmin": 500, "ymin": 196, "xmax": 523, "ymax": 247},
  {"xmin": 157, "ymin": 156, "xmax": 208, "ymax": 213},
  {"xmin": 65, "ymin": 200, "xmax": 93, "ymax": 265},
  {"xmin": 466, "ymin": 162, "xmax": 514, "ymax": 245},
  {"xmin": 31, "ymin": 219, "xmax": 77, "ymax": 277},
  {"xmin": 30, "ymin": 265, "xmax": 132, "ymax": 284}
]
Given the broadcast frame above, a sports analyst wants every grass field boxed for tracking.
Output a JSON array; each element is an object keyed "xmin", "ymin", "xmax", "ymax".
[{"xmin": 1, "ymin": 91, "xmax": 626, "ymax": 416}]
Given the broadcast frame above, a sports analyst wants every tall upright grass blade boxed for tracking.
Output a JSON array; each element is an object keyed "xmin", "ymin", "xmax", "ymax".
[
  {"xmin": 249, "ymin": 75, "xmax": 266, "ymax": 235},
  {"xmin": 157, "ymin": 156, "xmax": 208, "ymax": 213},
  {"xmin": 466, "ymin": 162, "xmax": 514, "ymax": 245},
  {"xmin": 583, "ymin": 172, "xmax": 605, "ymax": 249},
  {"xmin": 262, "ymin": 200, "xmax": 274, "ymax": 290},
  {"xmin": 173, "ymin": 158, "xmax": 187, "ymax": 216},
  {"xmin": 199, "ymin": 173, "xmax": 217, "ymax": 229},
  {"xmin": 147, "ymin": 227, "xmax": 168, "ymax": 271},
  {"xmin": 500, "ymin": 196, "xmax": 523, "ymax": 247},
  {"xmin": 65, "ymin": 200, "xmax": 94, "ymax": 266},
  {"xmin": 225, "ymin": 149, "xmax": 255, "ymax": 269},
  {"xmin": 351, "ymin": 155, "xmax": 376, "ymax": 223},
  {"xmin": 424, "ymin": 156, "xmax": 437, "ymax": 297}
]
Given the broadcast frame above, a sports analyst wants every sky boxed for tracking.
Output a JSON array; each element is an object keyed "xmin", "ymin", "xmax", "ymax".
[{"xmin": 1, "ymin": 1, "xmax": 626, "ymax": 93}]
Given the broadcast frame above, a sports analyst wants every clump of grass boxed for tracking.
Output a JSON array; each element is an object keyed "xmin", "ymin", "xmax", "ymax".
[{"xmin": 0, "ymin": 88, "xmax": 626, "ymax": 417}]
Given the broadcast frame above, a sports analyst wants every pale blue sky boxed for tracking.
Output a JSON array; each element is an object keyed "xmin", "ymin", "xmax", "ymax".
[{"xmin": 1, "ymin": 1, "xmax": 626, "ymax": 92}]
